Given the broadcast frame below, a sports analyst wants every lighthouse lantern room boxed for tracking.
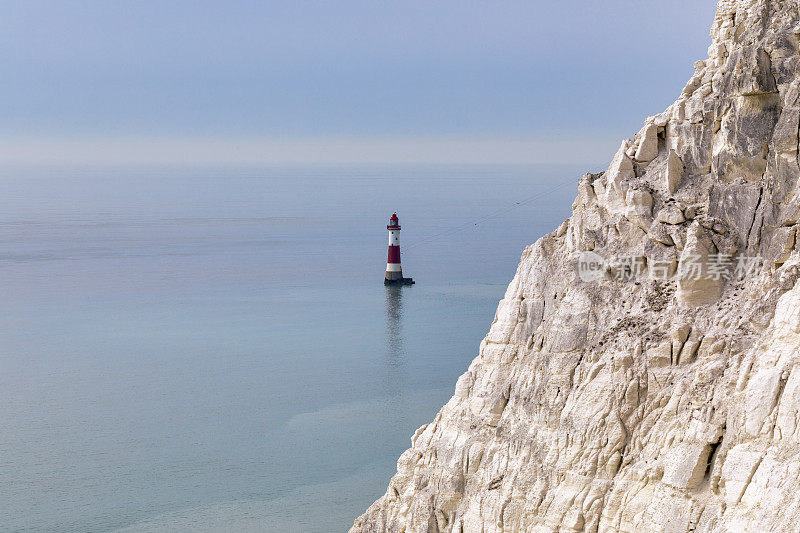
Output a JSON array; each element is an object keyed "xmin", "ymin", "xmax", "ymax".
[{"xmin": 384, "ymin": 213, "xmax": 414, "ymax": 285}]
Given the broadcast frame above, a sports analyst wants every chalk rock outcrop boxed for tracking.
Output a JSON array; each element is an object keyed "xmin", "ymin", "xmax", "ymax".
[{"xmin": 352, "ymin": 1, "xmax": 800, "ymax": 531}]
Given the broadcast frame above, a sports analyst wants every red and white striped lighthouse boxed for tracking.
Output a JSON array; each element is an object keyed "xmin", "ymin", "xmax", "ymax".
[{"xmin": 385, "ymin": 213, "xmax": 414, "ymax": 285}]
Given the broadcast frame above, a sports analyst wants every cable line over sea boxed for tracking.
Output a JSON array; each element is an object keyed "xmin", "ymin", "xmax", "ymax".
[{"xmin": 403, "ymin": 179, "xmax": 575, "ymax": 251}]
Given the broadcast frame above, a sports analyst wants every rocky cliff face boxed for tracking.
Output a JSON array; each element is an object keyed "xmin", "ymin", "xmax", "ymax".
[{"xmin": 352, "ymin": 1, "xmax": 800, "ymax": 531}]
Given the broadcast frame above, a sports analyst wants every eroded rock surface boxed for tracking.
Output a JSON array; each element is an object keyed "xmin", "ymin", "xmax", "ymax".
[{"xmin": 352, "ymin": 1, "xmax": 800, "ymax": 531}]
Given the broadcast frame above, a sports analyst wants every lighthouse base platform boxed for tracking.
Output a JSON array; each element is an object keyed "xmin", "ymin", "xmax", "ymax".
[{"xmin": 384, "ymin": 277, "xmax": 415, "ymax": 286}]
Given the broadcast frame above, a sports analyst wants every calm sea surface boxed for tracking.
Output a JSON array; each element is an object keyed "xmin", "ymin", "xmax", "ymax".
[{"xmin": 0, "ymin": 165, "xmax": 580, "ymax": 532}]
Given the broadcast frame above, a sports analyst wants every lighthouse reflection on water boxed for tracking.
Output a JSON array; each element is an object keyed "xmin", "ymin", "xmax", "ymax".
[{"xmin": 385, "ymin": 284, "xmax": 405, "ymax": 362}]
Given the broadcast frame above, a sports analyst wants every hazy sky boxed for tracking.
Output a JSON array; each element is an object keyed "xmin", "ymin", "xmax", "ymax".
[{"xmin": 0, "ymin": 0, "xmax": 719, "ymax": 165}]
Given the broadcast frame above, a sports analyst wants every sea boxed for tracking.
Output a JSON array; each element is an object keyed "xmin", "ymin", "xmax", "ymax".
[{"xmin": 0, "ymin": 165, "xmax": 581, "ymax": 532}]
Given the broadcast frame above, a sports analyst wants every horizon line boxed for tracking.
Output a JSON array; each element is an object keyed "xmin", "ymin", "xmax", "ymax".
[{"xmin": 0, "ymin": 135, "xmax": 620, "ymax": 168}]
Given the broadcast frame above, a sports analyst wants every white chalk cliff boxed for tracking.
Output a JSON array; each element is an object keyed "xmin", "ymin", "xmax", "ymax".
[{"xmin": 352, "ymin": 1, "xmax": 800, "ymax": 531}]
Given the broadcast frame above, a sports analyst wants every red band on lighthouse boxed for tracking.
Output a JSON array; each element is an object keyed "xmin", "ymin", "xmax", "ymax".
[{"xmin": 387, "ymin": 246, "xmax": 401, "ymax": 264}]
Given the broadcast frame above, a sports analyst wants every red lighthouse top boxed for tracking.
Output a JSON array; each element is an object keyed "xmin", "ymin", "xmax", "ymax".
[{"xmin": 387, "ymin": 213, "xmax": 400, "ymax": 230}]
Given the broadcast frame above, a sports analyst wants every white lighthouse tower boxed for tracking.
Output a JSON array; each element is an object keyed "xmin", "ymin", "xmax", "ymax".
[{"xmin": 385, "ymin": 213, "xmax": 414, "ymax": 285}]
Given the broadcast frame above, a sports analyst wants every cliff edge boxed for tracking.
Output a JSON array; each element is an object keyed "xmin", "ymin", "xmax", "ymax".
[{"xmin": 353, "ymin": 1, "xmax": 800, "ymax": 531}]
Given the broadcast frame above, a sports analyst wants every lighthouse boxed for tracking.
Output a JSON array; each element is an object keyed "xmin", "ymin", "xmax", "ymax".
[{"xmin": 385, "ymin": 213, "xmax": 414, "ymax": 285}]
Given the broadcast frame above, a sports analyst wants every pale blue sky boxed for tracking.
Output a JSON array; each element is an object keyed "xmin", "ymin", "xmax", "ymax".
[{"xmin": 0, "ymin": 0, "xmax": 719, "ymax": 165}]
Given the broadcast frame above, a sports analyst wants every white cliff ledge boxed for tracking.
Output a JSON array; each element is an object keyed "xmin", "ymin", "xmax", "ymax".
[{"xmin": 352, "ymin": 1, "xmax": 800, "ymax": 531}]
